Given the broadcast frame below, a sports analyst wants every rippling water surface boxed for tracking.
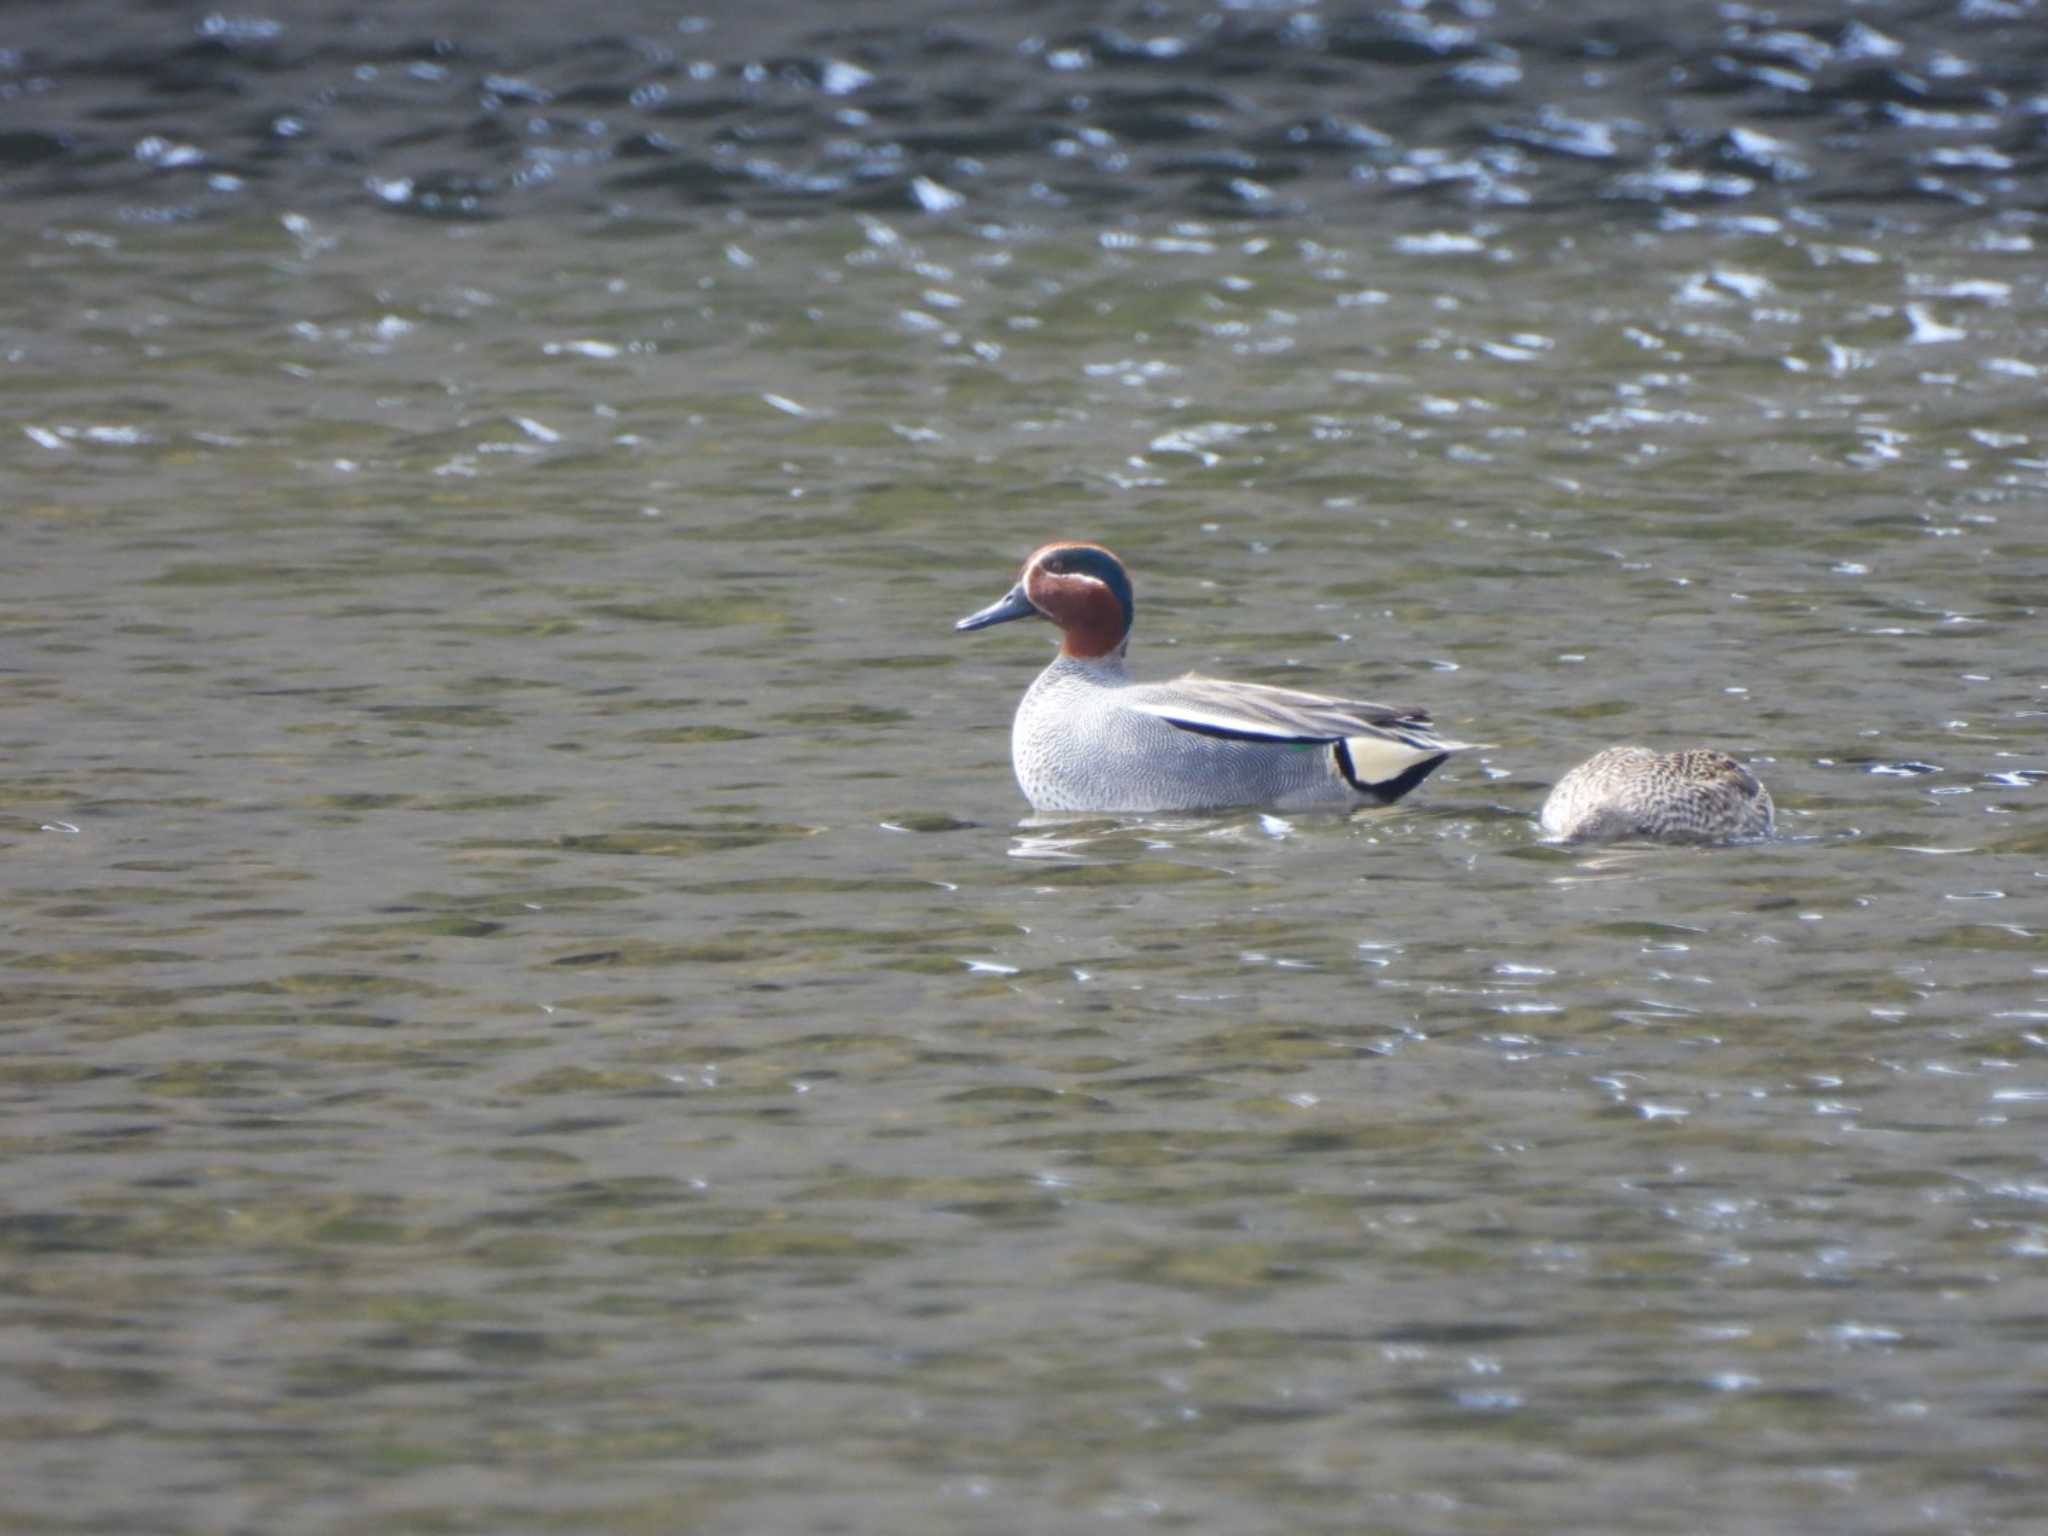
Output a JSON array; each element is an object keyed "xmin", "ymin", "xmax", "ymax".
[{"xmin": 5, "ymin": 4, "xmax": 2048, "ymax": 1534}]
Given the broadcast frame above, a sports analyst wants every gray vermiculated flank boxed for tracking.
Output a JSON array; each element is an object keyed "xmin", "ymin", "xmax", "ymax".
[{"xmin": 1011, "ymin": 655, "xmax": 1374, "ymax": 812}]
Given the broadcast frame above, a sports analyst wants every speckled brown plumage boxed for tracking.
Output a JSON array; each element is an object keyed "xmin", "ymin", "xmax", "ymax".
[{"xmin": 1540, "ymin": 746, "xmax": 1775, "ymax": 845}]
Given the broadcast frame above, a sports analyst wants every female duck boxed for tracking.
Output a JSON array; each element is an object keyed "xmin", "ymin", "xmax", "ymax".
[
  {"xmin": 1540, "ymin": 746, "xmax": 1775, "ymax": 844},
  {"xmin": 956, "ymin": 541, "xmax": 1474, "ymax": 813}
]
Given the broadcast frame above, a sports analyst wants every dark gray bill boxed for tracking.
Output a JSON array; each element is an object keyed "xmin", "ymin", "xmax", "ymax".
[{"xmin": 955, "ymin": 583, "xmax": 1038, "ymax": 631}]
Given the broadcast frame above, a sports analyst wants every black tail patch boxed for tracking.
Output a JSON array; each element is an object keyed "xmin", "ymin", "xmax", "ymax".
[{"xmin": 1334, "ymin": 744, "xmax": 1449, "ymax": 805}]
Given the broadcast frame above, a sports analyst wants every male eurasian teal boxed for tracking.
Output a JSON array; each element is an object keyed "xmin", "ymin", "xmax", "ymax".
[
  {"xmin": 956, "ymin": 541, "xmax": 1475, "ymax": 813},
  {"xmin": 1540, "ymin": 746, "xmax": 1775, "ymax": 844}
]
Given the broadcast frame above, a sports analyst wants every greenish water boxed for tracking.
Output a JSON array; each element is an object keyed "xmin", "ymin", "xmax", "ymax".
[{"xmin": 4, "ymin": 200, "xmax": 2046, "ymax": 1534}]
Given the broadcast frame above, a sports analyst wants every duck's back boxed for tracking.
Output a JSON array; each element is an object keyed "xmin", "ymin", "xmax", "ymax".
[{"xmin": 1540, "ymin": 746, "xmax": 1774, "ymax": 844}]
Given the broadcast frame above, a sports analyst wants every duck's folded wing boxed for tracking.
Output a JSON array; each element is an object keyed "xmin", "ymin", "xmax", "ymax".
[{"xmin": 1124, "ymin": 675, "xmax": 1465, "ymax": 750}]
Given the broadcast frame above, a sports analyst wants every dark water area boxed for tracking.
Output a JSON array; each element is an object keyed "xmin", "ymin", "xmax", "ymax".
[{"xmin": 7, "ymin": 0, "xmax": 2048, "ymax": 228}]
